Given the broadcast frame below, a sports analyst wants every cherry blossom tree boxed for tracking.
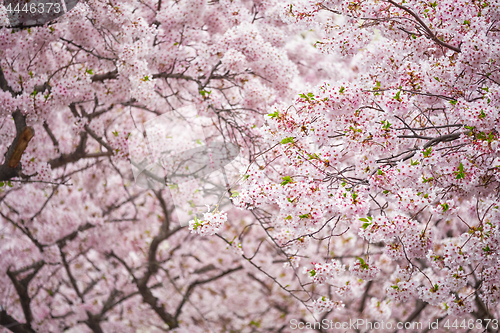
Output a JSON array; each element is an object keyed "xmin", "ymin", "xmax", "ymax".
[
  {"xmin": 0, "ymin": 0, "xmax": 324, "ymax": 332},
  {"xmin": 233, "ymin": 0, "xmax": 500, "ymax": 331},
  {"xmin": 0, "ymin": 0, "xmax": 499, "ymax": 332}
]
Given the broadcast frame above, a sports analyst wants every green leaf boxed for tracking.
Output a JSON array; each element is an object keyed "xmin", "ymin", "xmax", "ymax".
[
  {"xmin": 0, "ymin": 182, "xmax": 4, "ymax": 187},
  {"xmin": 449, "ymin": 100, "xmax": 457, "ymax": 105},
  {"xmin": 423, "ymin": 147, "xmax": 432, "ymax": 158},
  {"xmin": 7, "ymin": 181, "xmax": 13, "ymax": 187},
  {"xmin": 339, "ymin": 86, "xmax": 345, "ymax": 94},
  {"xmin": 85, "ymin": 68, "xmax": 93, "ymax": 75},
  {"xmin": 455, "ymin": 162, "xmax": 465, "ymax": 179},
  {"xmin": 281, "ymin": 137, "xmax": 294, "ymax": 144},
  {"xmin": 422, "ymin": 176, "xmax": 434, "ymax": 183},
  {"xmin": 359, "ymin": 218, "xmax": 369, "ymax": 222},
  {"xmin": 382, "ymin": 120, "xmax": 391, "ymax": 130},
  {"xmin": 299, "ymin": 92, "xmax": 315, "ymax": 101},
  {"xmin": 393, "ymin": 90, "xmax": 401, "ymax": 101},
  {"xmin": 307, "ymin": 152, "xmax": 319, "ymax": 160},
  {"xmin": 281, "ymin": 176, "xmax": 293, "ymax": 186},
  {"xmin": 231, "ymin": 191, "xmax": 239, "ymax": 197},
  {"xmin": 268, "ymin": 111, "xmax": 280, "ymax": 119},
  {"xmin": 199, "ymin": 89, "xmax": 211, "ymax": 97},
  {"xmin": 356, "ymin": 256, "xmax": 369, "ymax": 269},
  {"xmin": 112, "ymin": 130, "xmax": 119, "ymax": 137},
  {"xmin": 362, "ymin": 222, "xmax": 372, "ymax": 230},
  {"xmin": 28, "ymin": 71, "xmax": 33, "ymax": 78}
]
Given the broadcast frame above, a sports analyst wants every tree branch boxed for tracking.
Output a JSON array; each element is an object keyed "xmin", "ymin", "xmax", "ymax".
[
  {"xmin": 6, "ymin": 260, "xmax": 45, "ymax": 328},
  {"xmin": 174, "ymin": 265, "xmax": 243, "ymax": 320},
  {"xmin": 91, "ymin": 70, "xmax": 119, "ymax": 83},
  {"xmin": 0, "ymin": 111, "xmax": 35, "ymax": 181},
  {"xmin": 385, "ymin": 0, "xmax": 461, "ymax": 53},
  {"xmin": 0, "ymin": 66, "xmax": 20, "ymax": 97},
  {"xmin": 0, "ymin": 309, "xmax": 36, "ymax": 333},
  {"xmin": 48, "ymin": 132, "xmax": 87, "ymax": 169}
]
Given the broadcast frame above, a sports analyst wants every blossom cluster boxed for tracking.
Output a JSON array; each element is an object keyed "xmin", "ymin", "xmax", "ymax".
[{"xmin": 188, "ymin": 209, "xmax": 228, "ymax": 236}]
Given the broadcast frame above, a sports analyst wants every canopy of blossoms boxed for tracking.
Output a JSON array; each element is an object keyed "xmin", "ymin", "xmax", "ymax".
[{"xmin": 0, "ymin": 0, "xmax": 499, "ymax": 332}]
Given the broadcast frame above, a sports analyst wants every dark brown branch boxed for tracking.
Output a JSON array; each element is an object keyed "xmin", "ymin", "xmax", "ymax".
[
  {"xmin": 84, "ymin": 313, "xmax": 104, "ymax": 333},
  {"xmin": 109, "ymin": 219, "xmax": 183, "ymax": 330},
  {"xmin": 137, "ymin": 223, "xmax": 184, "ymax": 328},
  {"xmin": 152, "ymin": 72, "xmax": 198, "ymax": 82},
  {"xmin": 174, "ymin": 265, "xmax": 243, "ymax": 320},
  {"xmin": 83, "ymin": 125, "xmax": 114, "ymax": 153},
  {"xmin": 358, "ymin": 280, "xmax": 373, "ymax": 313},
  {"xmin": 0, "ymin": 66, "xmax": 20, "ymax": 97},
  {"xmin": 58, "ymin": 246, "xmax": 84, "ymax": 301},
  {"xmin": 48, "ymin": 132, "xmax": 87, "ymax": 169},
  {"xmin": 33, "ymin": 82, "xmax": 51, "ymax": 95},
  {"xmin": 422, "ymin": 131, "xmax": 466, "ymax": 149},
  {"xmin": 91, "ymin": 70, "xmax": 118, "ymax": 82},
  {"xmin": 385, "ymin": 0, "xmax": 461, "ymax": 53},
  {"xmin": 472, "ymin": 295, "xmax": 496, "ymax": 333},
  {"xmin": 6, "ymin": 261, "xmax": 45, "ymax": 328},
  {"xmin": 393, "ymin": 131, "xmax": 467, "ymax": 163},
  {"xmin": 392, "ymin": 300, "xmax": 427, "ymax": 333},
  {"xmin": 0, "ymin": 111, "xmax": 35, "ymax": 181},
  {"xmin": 43, "ymin": 121, "xmax": 59, "ymax": 150},
  {"xmin": 0, "ymin": 310, "xmax": 36, "ymax": 333}
]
